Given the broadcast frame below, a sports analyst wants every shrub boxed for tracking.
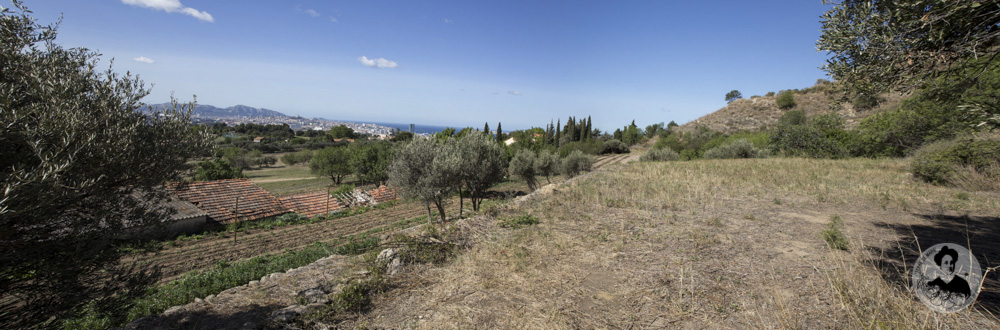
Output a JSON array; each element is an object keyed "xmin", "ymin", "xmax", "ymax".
[
  {"xmin": 281, "ymin": 149, "xmax": 313, "ymax": 165},
  {"xmin": 770, "ymin": 125, "xmax": 847, "ymax": 159},
  {"xmin": 778, "ymin": 110, "xmax": 807, "ymax": 126},
  {"xmin": 561, "ymin": 150, "xmax": 594, "ymax": 178},
  {"xmin": 509, "ymin": 149, "xmax": 538, "ymax": 190},
  {"xmin": 600, "ymin": 139, "xmax": 630, "ymax": 154},
  {"xmin": 776, "ymin": 90, "xmax": 797, "ymax": 109},
  {"xmin": 499, "ymin": 214, "xmax": 540, "ymax": 229},
  {"xmin": 193, "ymin": 158, "xmax": 244, "ymax": 181},
  {"xmin": 852, "ymin": 109, "xmax": 930, "ymax": 157},
  {"xmin": 534, "ymin": 150, "xmax": 560, "ymax": 183},
  {"xmin": 821, "ymin": 215, "xmax": 849, "ymax": 250},
  {"xmin": 765, "ymin": 91, "xmax": 776, "ymax": 97},
  {"xmin": 640, "ymin": 148, "xmax": 680, "ymax": 162},
  {"xmin": 910, "ymin": 138, "xmax": 1000, "ymax": 189},
  {"xmin": 558, "ymin": 140, "xmax": 601, "ymax": 157},
  {"xmin": 703, "ymin": 139, "xmax": 770, "ymax": 159}
]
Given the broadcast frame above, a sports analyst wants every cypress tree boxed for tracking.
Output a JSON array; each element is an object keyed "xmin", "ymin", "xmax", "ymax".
[
  {"xmin": 484, "ymin": 122, "xmax": 490, "ymax": 136},
  {"xmin": 496, "ymin": 122, "xmax": 503, "ymax": 144},
  {"xmin": 586, "ymin": 116, "xmax": 592, "ymax": 140},
  {"xmin": 555, "ymin": 119, "xmax": 561, "ymax": 147}
]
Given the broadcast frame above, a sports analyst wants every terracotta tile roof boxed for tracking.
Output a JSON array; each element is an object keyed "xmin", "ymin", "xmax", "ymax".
[
  {"xmin": 279, "ymin": 193, "xmax": 345, "ymax": 218},
  {"xmin": 165, "ymin": 199, "xmax": 209, "ymax": 220},
  {"xmin": 366, "ymin": 185, "xmax": 398, "ymax": 204},
  {"xmin": 166, "ymin": 178, "xmax": 289, "ymax": 225}
]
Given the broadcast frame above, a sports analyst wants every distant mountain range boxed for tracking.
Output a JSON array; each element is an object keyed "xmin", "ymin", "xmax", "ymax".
[{"xmin": 147, "ymin": 103, "xmax": 290, "ymax": 118}]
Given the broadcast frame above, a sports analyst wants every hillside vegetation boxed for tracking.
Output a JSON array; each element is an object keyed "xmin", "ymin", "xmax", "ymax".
[{"xmin": 680, "ymin": 81, "xmax": 906, "ymax": 134}]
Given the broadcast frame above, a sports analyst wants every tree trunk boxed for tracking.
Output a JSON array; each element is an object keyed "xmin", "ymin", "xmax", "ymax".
[
  {"xmin": 458, "ymin": 185, "xmax": 464, "ymax": 217},
  {"xmin": 435, "ymin": 199, "xmax": 447, "ymax": 223},
  {"xmin": 426, "ymin": 203, "xmax": 432, "ymax": 223}
]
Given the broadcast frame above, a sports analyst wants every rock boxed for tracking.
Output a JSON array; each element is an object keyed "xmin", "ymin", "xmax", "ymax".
[
  {"xmin": 269, "ymin": 305, "xmax": 307, "ymax": 324},
  {"xmin": 377, "ymin": 248, "xmax": 403, "ymax": 276},
  {"xmin": 249, "ymin": 280, "xmax": 258, "ymax": 286},
  {"xmin": 376, "ymin": 248, "xmax": 397, "ymax": 264},
  {"xmin": 163, "ymin": 305, "xmax": 185, "ymax": 316},
  {"xmin": 297, "ymin": 287, "xmax": 330, "ymax": 305},
  {"xmin": 387, "ymin": 257, "xmax": 403, "ymax": 276},
  {"xmin": 240, "ymin": 321, "xmax": 259, "ymax": 330}
]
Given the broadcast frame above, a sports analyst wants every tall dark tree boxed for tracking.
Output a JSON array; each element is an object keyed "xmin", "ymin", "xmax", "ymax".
[
  {"xmin": 0, "ymin": 3, "xmax": 212, "ymax": 327},
  {"xmin": 483, "ymin": 122, "xmax": 490, "ymax": 136},
  {"xmin": 496, "ymin": 122, "xmax": 503, "ymax": 144},
  {"xmin": 585, "ymin": 116, "xmax": 592, "ymax": 140}
]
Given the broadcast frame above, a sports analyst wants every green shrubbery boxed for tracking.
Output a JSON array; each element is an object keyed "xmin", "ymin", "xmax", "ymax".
[
  {"xmin": 640, "ymin": 148, "xmax": 680, "ymax": 162},
  {"xmin": 776, "ymin": 90, "xmax": 797, "ymax": 109},
  {"xmin": 703, "ymin": 139, "xmax": 770, "ymax": 159},
  {"xmin": 769, "ymin": 112, "xmax": 849, "ymax": 159},
  {"xmin": 561, "ymin": 150, "xmax": 594, "ymax": 178},
  {"xmin": 910, "ymin": 137, "xmax": 1000, "ymax": 190},
  {"xmin": 600, "ymin": 139, "xmax": 630, "ymax": 154}
]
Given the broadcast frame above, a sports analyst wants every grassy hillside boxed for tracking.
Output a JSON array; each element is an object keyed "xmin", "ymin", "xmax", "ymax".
[
  {"xmin": 680, "ymin": 82, "xmax": 907, "ymax": 134},
  {"xmin": 344, "ymin": 156, "xmax": 999, "ymax": 329}
]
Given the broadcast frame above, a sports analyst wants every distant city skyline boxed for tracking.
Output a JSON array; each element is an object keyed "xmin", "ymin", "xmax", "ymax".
[{"xmin": 28, "ymin": 1, "xmax": 833, "ymax": 130}]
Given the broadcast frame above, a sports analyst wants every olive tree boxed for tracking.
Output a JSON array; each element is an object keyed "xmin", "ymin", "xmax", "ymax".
[
  {"xmin": 457, "ymin": 133, "xmax": 505, "ymax": 212},
  {"xmin": 534, "ymin": 150, "xmax": 559, "ymax": 184},
  {"xmin": 0, "ymin": 2, "xmax": 211, "ymax": 327},
  {"xmin": 388, "ymin": 138, "xmax": 458, "ymax": 223},
  {"xmin": 818, "ymin": 0, "xmax": 1000, "ymax": 124},
  {"xmin": 509, "ymin": 149, "xmax": 539, "ymax": 191}
]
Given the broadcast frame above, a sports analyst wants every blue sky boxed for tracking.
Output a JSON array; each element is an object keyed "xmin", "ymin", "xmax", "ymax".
[{"xmin": 26, "ymin": 0, "xmax": 833, "ymax": 131}]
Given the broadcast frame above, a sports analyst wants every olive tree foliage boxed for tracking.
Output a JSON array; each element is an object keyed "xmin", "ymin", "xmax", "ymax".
[
  {"xmin": 509, "ymin": 149, "xmax": 539, "ymax": 191},
  {"xmin": 456, "ymin": 133, "xmax": 505, "ymax": 212},
  {"xmin": 0, "ymin": 2, "xmax": 212, "ymax": 327},
  {"xmin": 534, "ymin": 150, "xmax": 560, "ymax": 184},
  {"xmin": 388, "ymin": 138, "xmax": 459, "ymax": 223},
  {"xmin": 817, "ymin": 0, "xmax": 1000, "ymax": 124}
]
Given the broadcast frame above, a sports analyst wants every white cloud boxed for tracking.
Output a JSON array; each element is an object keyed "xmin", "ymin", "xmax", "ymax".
[
  {"xmin": 357, "ymin": 56, "xmax": 398, "ymax": 69},
  {"xmin": 122, "ymin": 0, "xmax": 214, "ymax": 22},
  {"xmin": 443, "ymin": 18, "xmax": 453, "ymax": 23},
  {"xmin": 295, "ymin": 5, "xmax": 320, "ymax": 17},
  {"xmin": 330, "ymin": 16, "xmax": 338, "ymax": 22},
  {"xmin": 133, "ymin": 56, "xmax": 155, "ymax": 63},
  {"xmin": 507, "ymin": 91, "xmax": 521, "ymax": 96}
]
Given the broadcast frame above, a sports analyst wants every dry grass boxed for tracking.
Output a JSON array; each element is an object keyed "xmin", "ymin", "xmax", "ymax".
[{"xmin": 308, "ymin": 157, "xmax": 1000, "ymax": 328}]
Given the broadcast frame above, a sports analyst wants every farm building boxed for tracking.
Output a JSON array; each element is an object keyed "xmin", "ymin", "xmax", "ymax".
[
  {"xmin": 279, "ymin": 192, "xmax": 346, "ymax": 218},
  {"xmin": 166, "ymin": 178, "xmax": 290, "ymax": 227}
]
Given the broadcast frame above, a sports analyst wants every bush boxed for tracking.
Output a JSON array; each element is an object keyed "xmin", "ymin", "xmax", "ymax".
[
  {"xmin": 640, "ymin": 148, "xmax": 680, "ymax": 162},
  {"xmin": 600, "ymin": 139, "xmax": 630, "ymax": 154},
  {"xmin": 534, "ymin": 150, "xmax": 559, "ymax": 183},
  {"xmin": 821, "ymin": 215, "xmax": 849, "ymax": 250},
  {"xmin": 280, "ymin": 149, "xmax": 313, "ymax": 165},
  {"xmin": 561, "ymin": 150, "xmax": 594, "ymax": 178},
  {"xmin": 851, "ymin": 109, "xmax": 930, "ymax": 157},
  {"xmin": 557, "ymin": 140, "xmax": 601, "ymax": 157},
  {"xmin": 778, "ymin": 110, "xmax": 807, "ymax": 126},
  {"xmin": 703, "ymin": 139, "xmax": 769, "ymax": 159},
  {"xmin": 910, "ymin": 137, "xmax": 1000, "ymax": 189},
  {"xmin": 193, "ymin": 158, "xmax": 244, "ymax": 181},
  {"xmin": 770, "ymin": 125, "xmax": 847, "ymax": 159},
  {"xmin": 509, "ymin": 149, "xmax": 538, "ymax": 190},
  {"xmin": 776, "ymin": 90, "xmax": 797, "ymax": 109}
]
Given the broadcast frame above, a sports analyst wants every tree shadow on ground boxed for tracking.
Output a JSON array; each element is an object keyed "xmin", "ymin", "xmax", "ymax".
[
  {"xmin": 873, "ymin": 213, "xmax": 1000, "ymax": 313},
  {"xmin": 124, "ymin": 304, "xmax": 279, "ymax": 330}
]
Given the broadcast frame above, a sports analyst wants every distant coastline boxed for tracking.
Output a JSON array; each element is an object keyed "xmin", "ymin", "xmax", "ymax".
[{"xmin": 358, "ymin": 122, "xmax": 453, "ymax": 135}]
